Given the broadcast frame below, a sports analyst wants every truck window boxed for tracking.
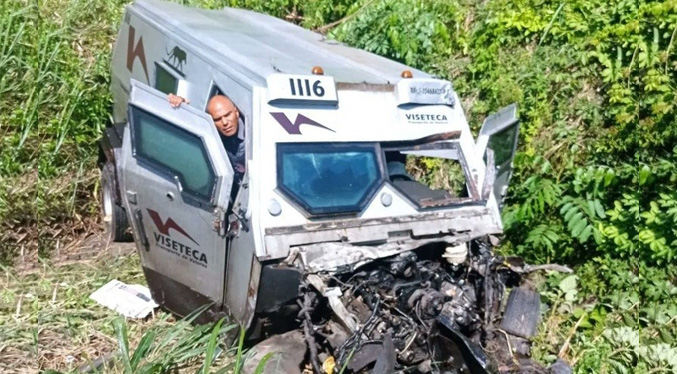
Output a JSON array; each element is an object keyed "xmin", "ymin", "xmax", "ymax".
[
  {"xmin": 154, "ymin": 64, "xmax": 179, "ymax": 95},
  {"xmin": 208, "ymin": 84, "xmax": 224, "ymax": 100},
  {"xmin": 383, "ymin": 142, "xmax": 479, "ymax": 208},
  {"xmin": 131, "ymin": 106, "xmax": 216, "ymax": 201},
  {"xmin": 487, "ymin": 124, "xmax": 518, "ymax": 166},
  {"xmin": 277, "ymin": 142, "xmax": 383, "ymax": 215},
  {"xmin": 400, "ymin": 155, "xmax": 467, "ymax": 198}
]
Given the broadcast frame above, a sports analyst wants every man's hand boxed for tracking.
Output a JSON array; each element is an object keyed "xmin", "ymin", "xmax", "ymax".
[{"xmin": 168, "ymin": 94, "xmax": 190, "ymax": 108}]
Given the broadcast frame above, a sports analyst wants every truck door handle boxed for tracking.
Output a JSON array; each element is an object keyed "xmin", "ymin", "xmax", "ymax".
[{"xmin": 166, "ymin": 192, "xmax": 174, "ymax": 201}]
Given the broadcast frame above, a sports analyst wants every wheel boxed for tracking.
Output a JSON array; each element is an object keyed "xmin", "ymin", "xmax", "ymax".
[
  {"xmin": 101, "ymin": 162, "xmax": 133, "ymax": 242},
  {"xmin": 242, "ymin": 330, "xmax": 307, "ymax": 374}
]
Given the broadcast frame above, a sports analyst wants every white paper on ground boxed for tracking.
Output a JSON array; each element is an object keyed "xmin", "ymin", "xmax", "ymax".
[{"xmin": 90, "ymin": 279, "xmax": 158, "ymax": 318}]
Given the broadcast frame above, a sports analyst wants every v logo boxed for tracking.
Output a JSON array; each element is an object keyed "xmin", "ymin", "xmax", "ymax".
[
  {"xmin": 126, "ymin": 26, "xmax": 150, "ymax": 83},
  {"xmin": 270, "ymin": 113, "xmax": 335, "ymax": 135},
  {"xmin": 147, "ymin": 209, "xmax": 198, "ymax": 245}
]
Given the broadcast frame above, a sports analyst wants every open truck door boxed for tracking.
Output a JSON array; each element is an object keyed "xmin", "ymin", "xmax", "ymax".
[
  {"xmin": 120, "ymin": 80, "xmax": 234, "ymax": 319},
  {"xmin": 476, "ymin": 104, "xmax": 520, "ymax": 209}
]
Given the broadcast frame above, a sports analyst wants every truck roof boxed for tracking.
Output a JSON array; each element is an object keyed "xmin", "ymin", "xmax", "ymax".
[{"xmin": 133, "ymin": 0, "xmax": 432, "ymax": 87}]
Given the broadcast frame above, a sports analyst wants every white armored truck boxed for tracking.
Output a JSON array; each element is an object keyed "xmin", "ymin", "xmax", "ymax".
[{"xmin": 98, "ymin": 1, "xmax": 554, "ymax": 373}]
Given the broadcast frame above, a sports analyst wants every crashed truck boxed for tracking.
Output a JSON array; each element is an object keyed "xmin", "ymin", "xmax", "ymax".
[{"xmin": 99, "ymin": 0, "xmax": 569, "ymax": 373}]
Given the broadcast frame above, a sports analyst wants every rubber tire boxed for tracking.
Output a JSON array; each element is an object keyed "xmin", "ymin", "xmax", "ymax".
[{"xmin": 101, "ymin": 162, "xmax": 133, "ymax": 242}]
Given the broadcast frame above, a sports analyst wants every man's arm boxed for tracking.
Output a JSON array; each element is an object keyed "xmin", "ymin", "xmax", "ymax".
[{"xmin": 168, "ymin": 93, "xmax": 190, "ymax": 108}]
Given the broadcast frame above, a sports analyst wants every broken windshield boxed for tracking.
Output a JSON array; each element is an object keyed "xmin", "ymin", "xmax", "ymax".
[{"xmin": 383, "ymin": 140, "xmax": 481, "ymax": 208}]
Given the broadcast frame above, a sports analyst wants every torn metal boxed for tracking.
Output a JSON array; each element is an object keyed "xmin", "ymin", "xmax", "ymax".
[{"xmin": 246, "ymin": 239, "xmax": 572, "ymax": 374}]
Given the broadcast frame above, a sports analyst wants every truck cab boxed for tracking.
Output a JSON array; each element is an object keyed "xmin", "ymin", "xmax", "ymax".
[{"xmin": 100, "ymin": 1, "xmax": 523, "ymax": 372}]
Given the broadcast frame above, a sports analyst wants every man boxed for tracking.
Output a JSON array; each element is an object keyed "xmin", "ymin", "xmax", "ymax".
[{"xmin": 168, "ymin": 93, "xmax": 245, "ymax": 201}]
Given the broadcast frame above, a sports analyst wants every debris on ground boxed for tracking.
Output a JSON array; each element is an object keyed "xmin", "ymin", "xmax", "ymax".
[{"xmin": 89, "ymin": 279, "xmax": 157, "ymax": 318}]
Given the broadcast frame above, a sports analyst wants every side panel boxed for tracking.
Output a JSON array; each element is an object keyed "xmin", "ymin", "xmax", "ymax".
[{"xmin": 111, "ymin": 6, "xmax": 214, "ymax": 123}]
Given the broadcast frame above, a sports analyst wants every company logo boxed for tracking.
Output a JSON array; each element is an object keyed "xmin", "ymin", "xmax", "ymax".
[
  {"xmin": 270, "ymin": 112, "xmax": 335, "ymax": 135},
  {"xmin": 405, "ymin": 114, "xmax": 448, "ymax": 122},
  {"xmin": 147, "ymin": 209, "xmax": 198, "ymax": 245},
  {"xmin": 164, "ymin": 46, "xmax": 187, "ymax": 75},
  {"xmin": 147, "ymin": 209, "xmax": 208, "ymax": 268},
  {"xmin": 126, "ymin": 26, "xmax": 149, "ymax": 83}
]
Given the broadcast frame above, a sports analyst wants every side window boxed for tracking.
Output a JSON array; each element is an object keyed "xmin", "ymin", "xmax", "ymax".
[
  {"xmin": 205, "ymin": 83, "xmax": 245, "ymax": 127},
  {"xmin": 209, "ymin": 84, "xmax": 224, "ymax": 99},
  {"xmin": 154, "ymin": 63, "xmax": 179, "ymax": 95},
  {"xmin": 131, "ymin": 106, "xmax": 216, "ymax": 201},
  {"xmin": 205, "ymin": 83, "xmax": 226, "ymax": 112}
]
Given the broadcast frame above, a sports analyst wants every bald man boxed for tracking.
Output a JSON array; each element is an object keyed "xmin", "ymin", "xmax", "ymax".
[{"xmin": 168, "ymin": 93, "xmax": 245, "ymax": 195}]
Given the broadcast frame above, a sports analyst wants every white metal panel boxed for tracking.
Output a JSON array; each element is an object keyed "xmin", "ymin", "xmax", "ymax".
[
  {"xmin": 122, "ymin": 80, "xmax": 234, "ymax": 304},
  {"xmin": 266, "ymin": 74, "xmax": 338, "ymax": 105},
  {"xmin": 131, "ymin": 0, "xmax": 431, "ymax": 85}
]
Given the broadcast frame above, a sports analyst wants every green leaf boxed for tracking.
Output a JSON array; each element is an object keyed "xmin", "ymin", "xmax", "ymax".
[
  {"xmin": 639, "ymin": 165, "xmax": 651, "ymax": 185},
  {"xmin": 572, "ymin": 219, "xmax": 587, "ymax": 238},
  {"xmin": 594, "ymin": 199, "xmax": 606, "ymax": 218},
  {"xmin": 233, "ymin": 326, "xmax": 247, "ymax": 374},
  {"xmin": 201, "ymin": 318, "xmax": 225, "ymax": 374},
  {"xmin": 593, "ymin": 226, "xmax": 604, "ymax": 244},
  {"xmin": 559, "ymin": 275, "xmax": 578, "ymax": 293},
  {"xmin": 604, "ymin": 169, "xmax": 615, "ymax": 186},
  {"xmin": 658, "ymin": 327, "xmax": 674, "ymax": 344},
  {"xmin": 113, "ymin": 317, "xmax": 133, "ymax": 374},
  {"xmin": 253, "ymin": 352, "xmax": 279, "ymax": 374},
  {"xmin": 587, "ymin": 199, "xmax": 597, "ymax": 218},
  {"xmin": 568, "ymin": 212, "xmax": 584, "ymax": 231},
  {"xmin": 579, "ymin": 225, "xmax": 593, "ymax": 243},
  {"xmin": 560, "ymin": 202, "xmax": 573, "ymax": 215},
  {"xmin": 130, "ymin": 329, "xmax": 156, "ymax": 371}
]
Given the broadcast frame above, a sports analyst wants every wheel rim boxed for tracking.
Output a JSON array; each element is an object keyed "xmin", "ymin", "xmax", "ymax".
[{"xmin": 101, "ymin": 173, "xmax": 114, "ymax": 227}]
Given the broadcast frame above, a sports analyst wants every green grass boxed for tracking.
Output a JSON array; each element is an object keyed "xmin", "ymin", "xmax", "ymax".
[{"xmin": 0, "ymin": 246, "xmax": 249, "ymax": 373}]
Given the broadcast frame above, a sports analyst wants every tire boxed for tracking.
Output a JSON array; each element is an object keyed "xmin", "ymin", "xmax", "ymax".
[{"xmin": 101, "ymin": 162, "xmax": 133, "ymax": 242}]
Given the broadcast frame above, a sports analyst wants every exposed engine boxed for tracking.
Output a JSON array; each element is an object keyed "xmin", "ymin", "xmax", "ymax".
[{"xmin": 247, "ymin": 240, "xmax": 571, "ymax": 374}]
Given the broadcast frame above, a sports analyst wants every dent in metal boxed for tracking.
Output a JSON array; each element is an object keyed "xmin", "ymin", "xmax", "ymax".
[
  {"xmin": 265, "ymin": 208, "xmax": 493, "ymax": 236},
  {"xmin": 296, "ymin": 235, "xmax": 475, "ymax": 274}
]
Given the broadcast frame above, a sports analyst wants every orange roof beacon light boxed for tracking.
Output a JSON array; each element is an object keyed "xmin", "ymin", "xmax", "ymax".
[
  {"xmin": 311, "ymin": 66, "xmax": 324, "ymax": 75},
  {"xmin": 401, "ymin": 70, "xmax": 413, "ymax": 78}
]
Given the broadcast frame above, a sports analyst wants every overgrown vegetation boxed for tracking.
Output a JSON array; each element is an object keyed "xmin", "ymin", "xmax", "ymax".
[
  {"xmin": 1, "ymin": 0, "xmax": 122, "ymax": 262},
  {"xmin": 1, "ymin": 0, "xmax": 674, "ymax": 372},
  {"xmin": 0, "ymin": 248, "xmax": 264, "ymax": 373},
  {"xmin": 322, "ymin": 1, "xmax": 676, "ymax": 372}
]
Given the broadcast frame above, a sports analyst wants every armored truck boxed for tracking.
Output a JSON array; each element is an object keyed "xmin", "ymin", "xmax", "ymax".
[{"xmin": 97, "ymin": 1, "xmax": 552, "ymax": 373}]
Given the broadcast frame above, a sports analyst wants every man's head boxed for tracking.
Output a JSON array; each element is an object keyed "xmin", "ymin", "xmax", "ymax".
[{"xmin": 207, "ymin": 95, "xmax": 239, "ymax": 137}]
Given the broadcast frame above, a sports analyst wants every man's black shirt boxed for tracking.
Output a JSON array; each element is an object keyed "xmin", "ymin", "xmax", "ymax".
[{"xmin": 219, "ymin": 117, "xmax": 245, "ymax": 204}]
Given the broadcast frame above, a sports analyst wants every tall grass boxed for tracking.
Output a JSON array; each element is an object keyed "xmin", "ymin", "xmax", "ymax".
[
  {"xmin": 0, "ymin": 0, "xmax": 38, "ymax": 263},
  {"xmin": 0, "ymin": 0, "xmax": 128, "ymax": 263}
]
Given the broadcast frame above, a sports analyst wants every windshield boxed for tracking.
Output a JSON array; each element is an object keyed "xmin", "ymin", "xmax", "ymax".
[{"xmin": 277, "ymin": 143, "xmax": 383, "ymax": 215}]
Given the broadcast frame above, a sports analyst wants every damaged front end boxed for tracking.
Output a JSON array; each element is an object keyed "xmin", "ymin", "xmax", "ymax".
[{"xmin": 246, "ymin": 239, "xmax": 569, "ymax": 374}]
